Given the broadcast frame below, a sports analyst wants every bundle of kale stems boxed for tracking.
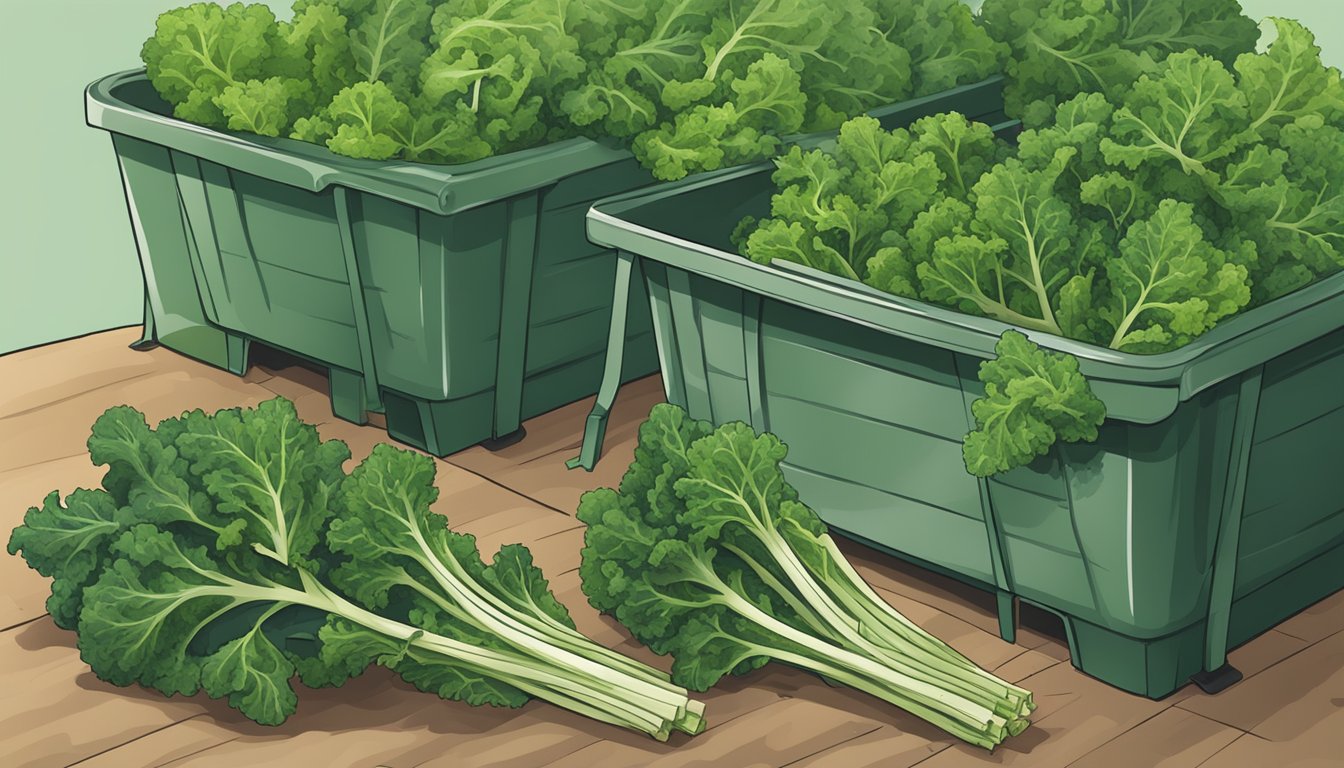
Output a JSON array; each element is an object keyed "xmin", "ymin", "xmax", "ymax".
[{"xmin": 10, "ymin": 395, "xmax": 1034, "ymax": 747}]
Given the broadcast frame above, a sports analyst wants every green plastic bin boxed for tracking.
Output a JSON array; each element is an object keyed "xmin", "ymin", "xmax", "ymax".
[
  {"xmin": 86, "ymin": 70, "xmax": 1009, "ymax": 456},
  {"xmin": 86, "ymin": 69, "xmax": 662, "ymax": 455},
  {"xmin": 573, "ymin": 162, "xmax": 1344, "ymax": 699}
]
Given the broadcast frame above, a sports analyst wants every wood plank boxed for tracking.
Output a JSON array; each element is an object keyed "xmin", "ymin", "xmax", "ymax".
[
  {"xmin": 444, "ymin": 375, "xmax": 666, "ymax": 515},
  {"xmin": 0, "ymin": 354, "xmax": 272, "ymax": 471},
  {"xmin": 547, "ymin": 697, "xmax": 885, "ymax": 768},
  {"xmin": 1066, "ymin": 708, "xmax": 1242, "ymax": 768},
  {"xmin": 1273, "ymin": 588, "xmax": 1344, "ymax": 644},
  {"xmin": 0, "ymin": 328, "xmax": 153, "ymax": 419},
  {"xmin": 990, "ymin": 650, "xmax": 1062, "ymax": 685},
  {"xmin": 913, "ymin": 660, "xmax": 1171, "ymax": 768},
  {"xmin": 783, "ymin": 726, "xmax": 951, "ymax": 768},
  {"xmin": 0, "ymin": 619, "xmax": 207, "ymax": 768},
  {"xmin": 1174, "ymin": 630, "xmax": 1317, "ymax": 729},
  {"xmin": 1200, "ymin": 715, "xmax": 1344, "ymax": 768},
  {"xmin": 155, "ymin": 705, "xmax": 599, "ymax": 768},
  {"xmin": 72, "ymin": 717, "xmax": 238, "ymax": 768},
  {"xmin": 1244, "ymin": 630, "xmax": 1344, "ymax": 741},
  {"xmin": 0, "ymin": 453, "xmax": 107, "ymax": 629}
]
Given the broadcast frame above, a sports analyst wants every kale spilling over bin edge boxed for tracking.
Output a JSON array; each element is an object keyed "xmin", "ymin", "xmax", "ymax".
[
  {"xmin": 7, "ymin": 397, "xmax": 705, "ymax": 738},
  {"xmin": 735, "ymin": 15, "xmax": 1344, "ymax": 476},
  {"xmin": 138, "ymin": 0, "xmax": 1005, "ymax": 178},
  {"xmin": 577, "ymin": 404, "xmax": 1036, "ymax": 750}
]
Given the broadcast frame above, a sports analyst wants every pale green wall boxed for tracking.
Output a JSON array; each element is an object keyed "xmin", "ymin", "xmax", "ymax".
[
  {"xmin": 0, "ymin": 1, "xmax": 1338, "ymax": 354},
  {"xmin": 0, "ymin": 0, "xmax": 291, "ymax": 354}
]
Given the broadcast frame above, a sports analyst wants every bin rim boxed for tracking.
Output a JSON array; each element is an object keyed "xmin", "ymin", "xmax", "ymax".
[
  {"xmin": 87, "ymin": 69, "xmax": 1007, "ymax": 217},
  {"xmin": 85, "ymin": 69, "xmax": 635, "ymax": 216},
  {"xmin": 586, "ymin": 161, "xmax": 1344, "ymax": 417}
]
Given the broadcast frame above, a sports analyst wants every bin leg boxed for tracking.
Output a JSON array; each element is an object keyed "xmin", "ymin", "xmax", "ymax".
[
  {"xmin": 130, "ymin": 292, "xmax": 161, "ymax": 351},
  {"xmin": 996, "ymin": 591, "xmax": 1018, "ymax": 644},
  {"xmin": 382, "ymin": 389, "xmax": 495, "ymax": 458},
  {"xmin": 1055, "ymin": 609, "xmax": 1206, "ymax": 699},
  {"xmin": 568, "ymin": 251, "xmax": 636, "ymax": 471},
  {"xmin": 328, "ymin": 367, "xmax": 369, "ymax": 426},
  {"xmin": 224, "ymin": 333, "xmax": 250, "ymax": 376}
]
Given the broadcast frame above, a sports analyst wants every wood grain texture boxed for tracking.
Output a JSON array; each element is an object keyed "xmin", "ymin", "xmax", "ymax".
[{"xmin": 2, "ymin": 329, "xmax": 1340, "ymax": 767}]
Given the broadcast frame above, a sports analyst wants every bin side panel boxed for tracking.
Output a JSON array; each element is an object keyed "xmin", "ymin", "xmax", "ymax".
[
  {"xmin": 112, "ymin": 135, "xmax": 236, "ymax": 369},
  {"xmin": 520, "ymin": 161, "xmax": 659, "ymax": 419},
  {"xmin": 357, "ymin": 194, "xmax": 506, "ymax": 402},
  {"xmin": 989, "ymin": 449, "xmax": 1100, "ymax": 619},
  {"xmin": 784, "ymin": 464, "xmax": 996, "ymax": 583},
  {"xmin": 654, "ymin": 267, "xmax": 998, "ymax": 582},
  {"xmin": 177, "ymin": 159, "xmax": 361, "ymax": 371},
  {"xmin": 1237, "ymin": 327, "xmax": 1344, "ymax": 599},
  {"xmin": 754, "ymin": 300, "xmax": 995, "ymax": 583},
  {"xmin": 997, "ymin": 384, "xmax": 1236, "ymax": 638}
]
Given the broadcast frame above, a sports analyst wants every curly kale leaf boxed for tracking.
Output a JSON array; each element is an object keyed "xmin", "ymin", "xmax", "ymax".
[
  {"xmin": 1237, "ymin": 18, "xmax": 1344, "ymax": 140},
  {"xmin": 214, "ymin": 77, "xmax": 315, "ymax": 137},
  {"xmin": 981, "ymin": 0, "xmax": 1258, "ymax": 118},
  {"xmin": 141, "ymin": 3, "xmax": 289, "ymax": 128},
  {"xmin": 1103, "ymin": 200, "xmax": 1251, "ymax": 352},
  {"xmin": 1102, "ymin": 51, "xmax": 1249, "ymax": 178},
  {"xmin": 742, "ymin": 114, "xmax": 997, "ymax": 282},
  {"xmin": 964, "ymin": 331, "xmax": 1106, "ymax": 477},
  {"xmin": 874, "ymin": 0, "xmax": 1006, "ymax": 94},
  {"xmin": 633, "ymin": 53, "xmax": 806, "ymax": 180},
  {"xmin": 1216, "ymin": 119, "xmax": 1344, "ymax": 300},
  {"xmin": 917, "ymin": 151, "xmax": 1079, "ymax": 335},
  {"xmin": 6, "ymin": 490, "xmax": 124, "ymax": 630}
]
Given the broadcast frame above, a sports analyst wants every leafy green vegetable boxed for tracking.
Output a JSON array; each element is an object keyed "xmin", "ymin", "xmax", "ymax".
[
  {"xmin": 874, "ymin": 0, "xmax": 1007, "ymax": 95},
  {"xmin": 1103, "ymin": 200, "xmax": 1250, "ymax": 351},
  {"xmin": 964, "ymin": 332, "xmax": 1106, "ymax": 477},
  {"xmin": 8, "ymin": 398, "xmax": 704, "ymax": 737},
  {"xmin": 1102, "ymin": 51, "xmax": 1248, "ymax": 177},
  {"xmin": 979, "ymin": 0, "xmax": 1259, "ymax": 117},
  {"xmin": 142, "ymin": 0, "xmax": 1004, "ymax": 174},
  {"xmin": 603, "ymin": 0, "xmax": 1005, "ymax": 179},
  {"xmin": 918, "ymin": 151, "xmax": 1079, "ymax": 336},
  {"xmin": 740, "ymin": 114, "xmax": 992, "ymax": 282},
  {"xmin": 1236, "ymin": 17, "xmax": 1344, "ymax": 138},
  {"xmin": 738, "ymin": 17, "xmax": 1344, "ymax": 473},
  {"xmin": 578, "ymin": 404, "xmax": 1035, "ymax": 749},
  {"xmin": 742, "ymin": 20, "xmax": 1340, "ymax": 353},
  {"xmin": 141, "ymin": 3, "xmax": 296, "ymax": 129}
]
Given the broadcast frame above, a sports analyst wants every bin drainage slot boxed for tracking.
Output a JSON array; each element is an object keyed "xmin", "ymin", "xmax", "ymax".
[
  {"xmin": 247, "ymin": 342, "xmax": 320, "ymax": 377},
  {"xmin": 1019, "ymin": 602, "xmax": 1070, "ymax": 646}
]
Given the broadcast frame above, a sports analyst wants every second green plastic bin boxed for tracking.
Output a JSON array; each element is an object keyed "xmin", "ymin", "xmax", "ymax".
[{"xmin": 575, "ymin": 162, "xmax": 1344, "ymax": 699}]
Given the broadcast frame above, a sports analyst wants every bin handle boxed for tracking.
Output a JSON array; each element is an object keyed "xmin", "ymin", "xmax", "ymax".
[{"xmin": 568, "ymin": 250, "xmax": 637, "ymax": 471}]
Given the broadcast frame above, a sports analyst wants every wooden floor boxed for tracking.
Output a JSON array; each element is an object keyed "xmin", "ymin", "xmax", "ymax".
[{"xmin": 2, "ymin": 328, "xmax": 1341, "ymax": 768}]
